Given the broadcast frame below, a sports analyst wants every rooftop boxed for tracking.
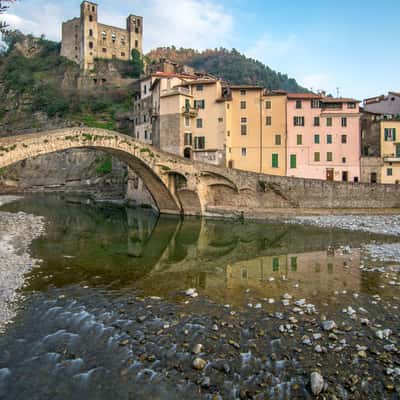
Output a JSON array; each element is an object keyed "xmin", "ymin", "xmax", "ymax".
[{"xmin": 287, "ymin": 92, "xmax": 321, "ymax": 100}]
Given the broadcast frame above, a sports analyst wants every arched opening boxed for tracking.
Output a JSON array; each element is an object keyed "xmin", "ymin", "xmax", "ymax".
[
  {"xmin": 0, "ymin": 132, "xmax": 183, "ymax": 216},
  {"xmin": 183, "ymin": 147, "xmax": 192, "ymax": 159}
]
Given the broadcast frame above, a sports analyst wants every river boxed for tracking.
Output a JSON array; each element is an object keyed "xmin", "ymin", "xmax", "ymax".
[{"xmin": 0, "ymin": 195, "xmax": 399, "ymax": 399}]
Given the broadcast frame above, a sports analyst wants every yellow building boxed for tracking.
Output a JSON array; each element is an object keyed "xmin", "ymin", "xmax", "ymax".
[
  {"xmin": 226, "ymin": 87, "xmax": 287, "ymax": 175},
  {"xmin": 380, "ymin": 120, "xmax": 400, "ymax": 183}
]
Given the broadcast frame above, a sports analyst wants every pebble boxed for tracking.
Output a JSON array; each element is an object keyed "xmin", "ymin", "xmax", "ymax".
[
  {"xmin": 192, "ymin": 344, "xmax": 204, "ymax": 354},
  {"xmin": 322, "ymin": 320, "xmax": 337, "ymax": 331},
  {"xmin": 192, "ymin": 358, "xmax": 207, "ymax": 370},
  {"xmin": 310, "ymin": 372, "xmax": 324, "ymax": 396}
]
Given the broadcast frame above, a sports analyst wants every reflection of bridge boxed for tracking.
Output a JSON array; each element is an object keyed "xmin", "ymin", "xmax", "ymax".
[{"xmin": 2, "ymin": 128, "xmax": 400, "ymax": 216}]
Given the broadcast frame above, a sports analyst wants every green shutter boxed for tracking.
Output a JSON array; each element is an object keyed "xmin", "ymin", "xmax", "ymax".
[
  {"xmin": 394, "ymin": 128, "xmax": 397, "ymax": 141},
  {"xmin": 290, "ymin": 154, "xmax": 297, "ymax": 169},
  {"xmin": 272, "ymin": 153, "xmax": 279, "ymax": 168}
]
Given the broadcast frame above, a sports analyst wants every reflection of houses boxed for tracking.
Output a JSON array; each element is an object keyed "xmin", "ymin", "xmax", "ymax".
[{"xmin": 226, "ymin": 249, "xmax": 361, "ymax": 297}]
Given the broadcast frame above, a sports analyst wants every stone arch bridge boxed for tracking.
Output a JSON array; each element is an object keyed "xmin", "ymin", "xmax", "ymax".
[{"xmin": 1, "ymin": 128, "xmax": 400, "ymax": 217}]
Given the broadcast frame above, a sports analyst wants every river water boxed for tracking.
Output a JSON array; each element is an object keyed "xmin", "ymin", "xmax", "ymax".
[{"xmin": 0, "ymin": 196, "xmax": 399, "ymax": 399}]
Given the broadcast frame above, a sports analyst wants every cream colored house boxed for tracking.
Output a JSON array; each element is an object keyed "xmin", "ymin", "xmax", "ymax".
[{"xmin": 380, "ymin": 120, "xmax": 400, "ymax": 183}]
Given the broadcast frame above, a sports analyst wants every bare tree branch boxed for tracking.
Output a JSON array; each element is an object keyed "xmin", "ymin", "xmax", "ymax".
[{"xmin": 1, "ymin": 0, "xmax": 17, "ymax": 34}]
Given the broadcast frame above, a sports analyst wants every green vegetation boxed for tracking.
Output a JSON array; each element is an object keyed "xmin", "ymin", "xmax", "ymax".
[
  {"xmin": 0, "ymin": 167, "xmax": 5, "ymax": 176},
  {"xmin": 147, "ymin": 47, "xmax": 307, "ymax": 92},
  {"xmin": 131, "ymin": 49, "xmax": 144, "ymax": 78},
  {"xmin": 0, "ymin": 31, "xmax": 135, "ymax": 132},
  {"xmin": 95, "ymin": 155, "xmax": 113, "ymax": 175}
]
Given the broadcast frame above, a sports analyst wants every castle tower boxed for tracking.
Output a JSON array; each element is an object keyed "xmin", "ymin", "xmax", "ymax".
[
  {"xmin": 80, "ymin": 1, "xmax": 99, "ymax": 70},
  {"xmin": 127, "ymin": 15, "xmax": 143, "ymax": 57}
]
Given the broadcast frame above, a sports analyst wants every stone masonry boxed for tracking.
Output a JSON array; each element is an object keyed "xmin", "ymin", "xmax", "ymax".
[{"xmin": 1, "ymin": 128, "xmax": 400, "ymax": 217}]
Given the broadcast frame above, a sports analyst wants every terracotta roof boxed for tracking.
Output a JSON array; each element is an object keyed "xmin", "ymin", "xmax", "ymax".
[
  {"xmin": 389, "ymin": 92, "xmax": 400, "ymax": 97},
  {"xmin": 322, "ymin": 97, "xmax": 360, "ymax": 103},
  {"xmin": 287, "ymin": 92, "xmax": 321, "ymax": 99},
  {"xmin": 230, "ymin": 85, "xmax": 264, "ymax": 90}
]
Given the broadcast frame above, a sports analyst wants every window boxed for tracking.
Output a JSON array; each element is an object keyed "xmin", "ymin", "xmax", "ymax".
[
  {"xmin": 384, "ymin": 128, "xmax": 396, "ymax": 141},
  {"xmin": 275, "ymin": 135, "xmax": 281, "ymax": 146},
  {"xmin": 291, "ymin": 257, "xmax": 298, "ymax": 272},
  {"xmin": 240, "ymin": 89, "xmax": 247, "ymax": 96},
  {"xmin": 326, "ymin": 117, "xmax": 332, "ymax": 127},
  {"xmin": 342, "ymin": 171, "xmax": 348, "ymax": 182},
  {"xmin": 102, "ymin": 48, "xmax": 107, "ymax": 53},
  {"xmin": 89, "ymin": 29, "xmax": 93, "ymax": 36},
  {"xmin": 196, "ymin": 85, "xmax": 204, "ymax": 91},
  {"xmin": 314, "ymin": 117, "xmax": 320, "ymax": 126},
  {"xmin": 327, "ymin": 134, "xmax": 333, "ymax": 144},
  {"xmin": 327, "ymin": 152, "xmax": 333, "ymax": 162},
  {"xmin": 272, "ymin": 257, "xmax": 280, "ymax": 272},
  {"xmin": 227, "ymin": 130, "xmax": 230, "ymax": 137},
  {"xmin": 297, "ymin": 134, "xmax": 302, "ymax": 145},
  {"xmin": 111, "ymin": 32, "xmax": 116, "ymax": 41},
  {"xmin": 143, "ymin": 85, "xmax": 147, "ymax": 95},
  {"xmin": 240, "ymin": 101, "xmax": 247, "ymax": 109},
  {"xmin": 314, "ymin": 152, "xmax": 320, "ymax": 162},
  {"xmin": 387, "ymin": 168, "xmax": 393, "ymax": 176},
  {"xmin": 266, "ymin": 116, "xmax": 272, "ymax": 126},
  {"xmin": 241, "ymin": 148, "xmax": 247, "ymax": 157},
  {"xmin": 348, "ymin": 103, "xmax": 356, "ymax": 109},
  {"xmin": 341, "ymin": 117, "xmax": 347, "ymax": 127},
  {"xmin": 272, "ymin": 153, "xmax": 279, "ymax": 168},
  {"xmin": 294, "ymin": 116, "xmax": 305, "ymax": 126},
  {"xmin": 265, "ymin": 101, "xmax": 271, "ymax": 109},
  {"xmin": 311, "ymin": 99, "xmax": 320, "ymax": 108},
  {"xmin": 89, "ymin": 15, "xmax": 93, "ymax": 22},
  {"xmin": 144, "ymin": 130, "xmax": 148, "ymax": 140},
  {"xmin": 296, "ymin": 100, "xmax": 302, "ymax": 109},
  {"xmin": 290, "ymin": 154, "xmax": 297, "ymax": 169},
  {"xmin": 92, "ymin": 5, "xmax": 95, "ymax": 12},
  {"xmin": 241, "ymin": 117, "xmax": 247, "ymax": 123},
  {"xmin": 194, "ymin": 136, "xmax": 205, "ymax": 149},
  {"xmin": 342, "ymin": 157, "xmax": 347, "ymax": 163},
  {"xmin": 341, "ymin": 134, "xmax": 347, "ymax": 144},
  {"xmin": 218, "ymin": 117, "xmax": 223, "ymax": 123},
  {"xmin": 184, "ymin": 133, "xmax": 192, "ymax": 146},
  {"xmin": 196, "ymin": 118, "xmax": 203, "ymax": 128},
  {"xmin": 121, "ymin": 52, "xmax": 125, "ymax": 57},
  {"xmin": 89, "ymin": 42, "xmax": 93, "ymax": 49},
  {"xmin": 314, "ymin": 134, "xmax": 320, "ymax": 144},
  {"xmin": 194, "ymin": 100, "xmax": 205, "ymax": 109},
  {"xmin": 184, "ymin": 116, "xmax": 190, "ymax": 128},
  {"xmin": 241, "ymin": 124, "xmax": 247, "ymax": 135}
]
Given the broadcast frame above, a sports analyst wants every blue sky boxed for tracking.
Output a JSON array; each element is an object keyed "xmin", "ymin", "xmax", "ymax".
[{"xmin": 4, "ymin": 0, "xmax": 400, "ymax": 99}]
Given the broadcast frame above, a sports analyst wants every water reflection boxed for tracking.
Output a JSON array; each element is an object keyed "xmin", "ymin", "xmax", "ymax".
[{"xmin": 1, "ymin": 195, "xmax": 393, "ymax": 305}]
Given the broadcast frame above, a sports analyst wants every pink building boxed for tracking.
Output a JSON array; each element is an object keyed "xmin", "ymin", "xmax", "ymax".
[{"xmin": 286, "ymin": 93, "xmax": 361, "ymax": 182}]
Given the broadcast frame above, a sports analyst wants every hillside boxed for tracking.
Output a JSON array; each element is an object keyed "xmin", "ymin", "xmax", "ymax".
[
  {"xmin": 147, "ymin": 47, "xmax": 306, "ymax": 93},
  {"xmin": 0, "ymin": 31, "xmax": 136, "ymax": 136}
]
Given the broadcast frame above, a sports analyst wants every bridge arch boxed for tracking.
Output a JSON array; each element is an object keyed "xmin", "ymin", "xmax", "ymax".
[{"xmin": 0, "ymin": 128, "xmax": 182, "ymax": 215}]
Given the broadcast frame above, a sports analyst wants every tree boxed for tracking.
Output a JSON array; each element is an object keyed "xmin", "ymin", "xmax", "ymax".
[
  {"xmin": 1, "ymin": 1, "xmax": 17, "ymax": 34},
  {"xmin": 131, "ymin": 48, "xmax": 144, "ymax": 78}
]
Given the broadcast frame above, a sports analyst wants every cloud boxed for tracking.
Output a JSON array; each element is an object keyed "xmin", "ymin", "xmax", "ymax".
[
  {"xmin": 3, "ymin": 0, "xmax": 234, "ymax": 51},
  {"xmin": 300, "ymin": 73, "xmax": 332, "ymax": 92},
  {"xmin": 246, "ymin": 33, "xmax": 298, "ymax": 61}
]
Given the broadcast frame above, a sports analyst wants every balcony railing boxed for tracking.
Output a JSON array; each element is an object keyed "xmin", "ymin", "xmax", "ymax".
[
  {"xmin": 181, "ymin": 106, "xmax": 198, "ymax": 118},
  {"xmin": 384, "ymin": 154, "xmax": 400, "ymax": 162},
  {"xmin": 161, "ymin": 87, "xmax": 191, "ymax": 97}
]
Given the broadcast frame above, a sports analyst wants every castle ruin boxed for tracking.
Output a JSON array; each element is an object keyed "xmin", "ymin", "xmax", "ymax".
[{"xmin": 61, "ymin": 1, "xmax": 143, "ymax": 70}]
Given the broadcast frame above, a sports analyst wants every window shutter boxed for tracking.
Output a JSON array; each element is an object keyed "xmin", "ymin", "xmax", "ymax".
[{"xmin": 394, "ymin": 129, "xmax": 397, "ymax": 141}]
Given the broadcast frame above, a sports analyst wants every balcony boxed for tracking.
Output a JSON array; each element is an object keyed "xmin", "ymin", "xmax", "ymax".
[
  {"xmin": 181, "ymin": 106, "xmax": 198, "ymax": 118},
  {"xmin": 384, "ymin": 154, "xmax": 400, "ymax": 162},
  {"xmin": 161, "ymin": 87, "xmax": 191, "ymax": 97}
]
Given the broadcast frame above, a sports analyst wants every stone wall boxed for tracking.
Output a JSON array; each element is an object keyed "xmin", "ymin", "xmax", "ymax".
[
  {"xmin": 360, "ymin": 157, "xmax": 383, "ymax": 184},
  {"xmin": 0, "ymin": 149, "xmax": 127, "ymax": 200}
]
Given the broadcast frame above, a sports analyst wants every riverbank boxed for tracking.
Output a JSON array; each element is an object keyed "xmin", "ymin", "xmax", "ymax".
[{"xmin": 0, "ymin": 196, "xmax": 45, "ymax": 332}]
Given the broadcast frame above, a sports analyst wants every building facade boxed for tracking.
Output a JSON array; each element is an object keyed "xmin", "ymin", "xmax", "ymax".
[
  {"xmin": 363, "ymin": 92, "xmax": 400, "ymax": 116},
  {"xmin": 286, "ymin": 94, "xmax": 361, "ymax": 182},
  {"xmin": 61, "ymin": 1, "xmax": 143, "ymax": 70}
]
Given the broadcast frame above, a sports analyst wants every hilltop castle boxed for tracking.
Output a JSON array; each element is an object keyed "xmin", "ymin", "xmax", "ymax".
[{"xmin": 61, "ymin": 1, "xmax": 143, "ymax": 70}]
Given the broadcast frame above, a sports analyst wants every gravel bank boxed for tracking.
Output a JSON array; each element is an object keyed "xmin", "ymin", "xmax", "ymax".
[
  {"xmin": 286, "ymin": 214, "xmax": 400, "ymax": 236},
  {"xmin": 0, "ymin": 197, "xmax": 45, "ymax": 332}
]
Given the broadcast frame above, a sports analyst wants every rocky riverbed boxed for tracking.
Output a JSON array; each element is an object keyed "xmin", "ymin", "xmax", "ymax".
[
  {"xmin": 286, "ymin": 215, "xmax": 400, "ymax": 237},
  {"xmin": 0, "ymin": 196, "xmax": 45, "ymax": 333}
]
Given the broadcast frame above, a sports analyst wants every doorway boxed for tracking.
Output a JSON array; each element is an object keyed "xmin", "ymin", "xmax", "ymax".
[
  {"xmin": 342, "ymin": 171, "xmax": 348, "ymax": 182},
  {"xmin": 326, "ymin": 169, "xmax": 334, "ymax": 181},
  {"xmin": 183, "ymin": 147, "xmax": 192, "ymax": 159},
  {"xmin": 370, "ymin": 172, "xmax": 377, "ymax": 184}
]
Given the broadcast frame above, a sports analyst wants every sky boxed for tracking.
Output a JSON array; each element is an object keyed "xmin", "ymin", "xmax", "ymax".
[{"xmin": 3, "ymin": 0, "xmax": 400, "ymax": 99}]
